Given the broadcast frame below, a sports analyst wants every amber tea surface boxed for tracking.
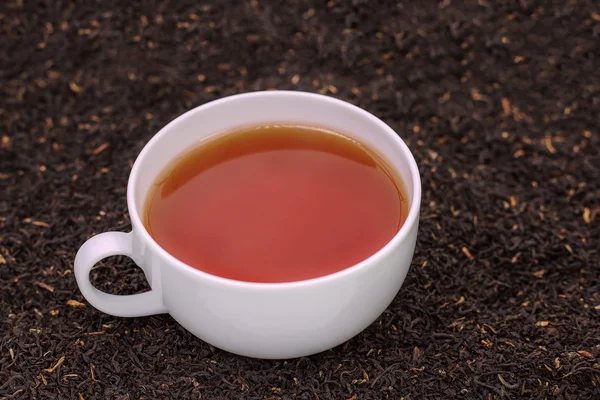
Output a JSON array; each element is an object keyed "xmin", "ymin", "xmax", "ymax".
[{"xmin": 144, "ymin": 124, "xmax": 407, "ymax": 283}]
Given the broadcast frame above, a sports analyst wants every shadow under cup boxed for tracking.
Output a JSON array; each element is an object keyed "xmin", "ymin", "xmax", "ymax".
[{"xmin": 82, "ymin": 91, "xmax": 421, "ymax": 359}]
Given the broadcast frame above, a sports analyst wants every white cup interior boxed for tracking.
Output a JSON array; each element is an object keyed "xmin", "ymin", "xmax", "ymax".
[{"xmin": 130, "ymin": 91, "xmax": 419, "ymax": 236}]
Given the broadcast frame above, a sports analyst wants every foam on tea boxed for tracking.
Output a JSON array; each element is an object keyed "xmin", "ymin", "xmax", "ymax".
[{"xmin": 144, "ymin": 124, "xmax": 407, "ymax": 283}]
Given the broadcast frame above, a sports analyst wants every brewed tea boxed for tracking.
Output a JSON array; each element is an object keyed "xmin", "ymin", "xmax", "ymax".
[{"xmin": 144, "ymin": 124, "xmax": 407, "ymax": 283}]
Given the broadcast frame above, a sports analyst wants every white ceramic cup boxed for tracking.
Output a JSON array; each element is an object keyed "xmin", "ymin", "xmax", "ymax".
[{"xmin": 74, "ymin": 91, "xmax": 421, "ymax": 359}]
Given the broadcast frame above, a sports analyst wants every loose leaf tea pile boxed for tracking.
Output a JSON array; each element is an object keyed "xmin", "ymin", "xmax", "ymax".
[{"xmin": 1, "ymin": 0, "xmax": 599, "ymax": 399}]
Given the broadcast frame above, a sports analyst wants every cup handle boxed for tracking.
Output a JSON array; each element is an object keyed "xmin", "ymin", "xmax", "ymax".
[{"xmin": 74, "ymin": 232, "xmax": 167, "ymax": 317}]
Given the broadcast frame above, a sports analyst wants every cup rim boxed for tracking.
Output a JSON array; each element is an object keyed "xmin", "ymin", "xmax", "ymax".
[{"xmin": 128, "ymin": 90, "xmax": 421, "ymax": 289}]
